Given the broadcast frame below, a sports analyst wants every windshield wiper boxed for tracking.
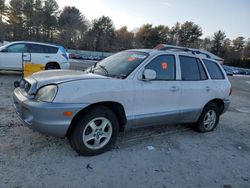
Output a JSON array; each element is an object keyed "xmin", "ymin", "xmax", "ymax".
[
  {"xmin": 113, "ymin": 74, "xmax": 126, "ymax": 79},
  {"xmin": 89, "ymin": 62, "xmax": 98, "ymax": 73}
]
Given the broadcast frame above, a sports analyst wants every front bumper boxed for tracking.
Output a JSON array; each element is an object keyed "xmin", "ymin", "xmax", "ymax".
[{"xmin": 13, "ymin": 88, "xmax": 89, "ymax": 137}]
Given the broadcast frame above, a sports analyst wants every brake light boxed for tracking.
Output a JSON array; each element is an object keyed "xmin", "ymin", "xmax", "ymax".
[{"xmin": 229, "ymin": 87, "xmax": 232, "ymax": 96}]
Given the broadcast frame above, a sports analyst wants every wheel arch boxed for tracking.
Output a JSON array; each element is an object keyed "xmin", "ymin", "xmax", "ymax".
[
  {"xmin": 45, "ymin": 62, "xmax": 60, "ymax": 70},
  {"xmin": 66, "ymin": 101, "xmax": 127, "ymax": 137},
  {"xmin": 204, "ymin": 98, "xmax": 224, "ymax": 115}
]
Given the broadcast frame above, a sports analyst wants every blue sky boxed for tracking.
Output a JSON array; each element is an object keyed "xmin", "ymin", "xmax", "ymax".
[{"xmin": 58, "ymin": 0, "xmax": 250, "ymax": 39}]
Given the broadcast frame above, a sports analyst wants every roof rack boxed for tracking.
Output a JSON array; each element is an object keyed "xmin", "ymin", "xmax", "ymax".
[{"xmin": 154, "ymin": 44, "xmax": 211, "ymax": 58}]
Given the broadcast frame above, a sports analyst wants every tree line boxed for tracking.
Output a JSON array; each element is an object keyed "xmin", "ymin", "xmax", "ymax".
[{"xmin": 0, "ymin": 0, "xmax": 249, "ymax": 68}]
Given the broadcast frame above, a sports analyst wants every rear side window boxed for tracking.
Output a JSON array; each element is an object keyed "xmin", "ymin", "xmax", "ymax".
[
  {"xmin": 28, "ymin": 44, "xmax": 58, "ymax": 54},
  {"xmin": 44, "ymin": 46, "xmax": 58, "ymax": 54},
  {"xmin": 145, "ymin": 55, "xmax": 175, "ymax": 80},
  {"xmin": 28, "ymin": 44, "xmax": 44, "ymax": 53},
  {"xmin": 180, "ymin": 56, "xmax": 208, "ymax": 81},
  {"xmin": 203, "ymin": 59, "xmax": 225, "ymax": 80}
]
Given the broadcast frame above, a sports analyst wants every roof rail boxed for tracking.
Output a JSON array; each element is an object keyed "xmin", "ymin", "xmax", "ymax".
[{"xmin": 154, "ymin": 44, "xmax": 211, "ymax": 58}]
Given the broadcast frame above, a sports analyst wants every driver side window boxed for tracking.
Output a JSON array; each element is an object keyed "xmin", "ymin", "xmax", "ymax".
[
  {"xmin": 145, "ymin": 55, "xmax": 176, "ymax": 80},
  {"xmin": 7, "ymin": 44, "xmax": 27, "ymax": 53}
]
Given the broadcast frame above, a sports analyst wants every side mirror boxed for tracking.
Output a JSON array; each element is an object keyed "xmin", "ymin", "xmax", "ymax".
[{"xmin": 142, "ymin": 69, "xmax": 156, "ymax": 81}]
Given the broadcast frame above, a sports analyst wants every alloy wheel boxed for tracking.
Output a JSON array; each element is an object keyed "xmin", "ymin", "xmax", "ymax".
[{"xmin": 82, "ymin": 117, "xmax": 113, "ymax": 150}]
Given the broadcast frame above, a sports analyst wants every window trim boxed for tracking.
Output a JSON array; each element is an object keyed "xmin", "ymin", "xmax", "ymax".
[
  {"xmin": 144, "ymin": 54, "xmax": 176, "ymax": 81},
  {"xmin": 179, "ymin": 55, "xmax": 208, "ymax": 81},
  {"xmin": 196, "ymin": 58, "xmax": 208, "ymax": 80}
]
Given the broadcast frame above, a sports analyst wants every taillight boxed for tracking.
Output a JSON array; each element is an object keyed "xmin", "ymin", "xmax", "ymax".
[
  {"xmin": 62, "ymin": 53, "xmax": 68, "ymax": 60},
  {"xmin": 229, "ymin": 87, "xmax": 232, "ymax": 96}
]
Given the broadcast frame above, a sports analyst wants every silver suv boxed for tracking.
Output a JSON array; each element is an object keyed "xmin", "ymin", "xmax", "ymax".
[{"xmin": 13, "ymin": 45, "xmax": 231, "ymax": 156}]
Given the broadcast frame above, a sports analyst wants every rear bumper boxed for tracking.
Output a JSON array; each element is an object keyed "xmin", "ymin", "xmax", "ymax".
[
  {"xmin": 222, "ymin": 99, "xmax": 230, "ymax": 114},
  {"xmin": 13, "ymin": 88, "xmax": 89, "ymax": 137},
  {"xmin": 60, "ymin": 62, "xmax": 70, "ymax": 70}
]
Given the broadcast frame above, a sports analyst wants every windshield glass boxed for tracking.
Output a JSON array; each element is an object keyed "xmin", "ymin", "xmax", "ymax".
[{"xmin": 88, "ymin": 51, "xmax": 148, "ymax": 79}]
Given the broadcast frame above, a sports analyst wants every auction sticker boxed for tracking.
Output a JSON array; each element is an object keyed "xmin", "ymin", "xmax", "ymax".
[{"xmin": 128, "ymin": 54, "xmax": 147, "ymax": 62}]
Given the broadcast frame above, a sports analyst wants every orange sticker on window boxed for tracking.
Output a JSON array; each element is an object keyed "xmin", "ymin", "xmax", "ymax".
[
  {"xmin": 161, "ymin": 62, "xmax": 168, "ymax": 70},
  {"xmin": 128, "ymin": 57, "xmax": 136, "ymax": 62}
]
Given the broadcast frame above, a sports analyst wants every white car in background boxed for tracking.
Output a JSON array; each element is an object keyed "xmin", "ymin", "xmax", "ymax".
[{"xmin": 0, "ymin": 41, "xmax": 70, "ymax": 70}]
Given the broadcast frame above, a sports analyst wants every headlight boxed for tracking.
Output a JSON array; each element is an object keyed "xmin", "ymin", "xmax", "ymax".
[{"xmin": 35, "ymin": 85, "xmax": 58, "ymax": 102}]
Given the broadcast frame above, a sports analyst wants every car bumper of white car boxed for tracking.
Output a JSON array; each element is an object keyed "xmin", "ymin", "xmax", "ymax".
[
  {"xmin": 60, "ymin": 62, "xmax": 70, "ymax": 69},
  {"xmin": 13, "ymin": 88, "xmax": 89, "ymax": 137}
]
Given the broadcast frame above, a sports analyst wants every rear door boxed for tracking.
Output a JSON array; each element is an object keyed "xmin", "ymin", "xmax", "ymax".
[
  {"xmin": 27, "ymin": 44, "xmax": 58, "ymax": 66},
  {"xmin": 202, "ymin": 59, "xmax": 231, "ymax": 99},
  {"xmin": 179, "ymin": 55, "xmax": 213, "ymax": 123}
]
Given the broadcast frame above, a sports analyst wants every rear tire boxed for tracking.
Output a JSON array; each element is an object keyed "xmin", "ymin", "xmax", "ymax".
[
  {"xmin": 196, "ymin": 102, "xmax": 220, "ymax": 133},
  {"xmin": 69, "ymin": 106, "xmax": 119, "ymax": 156},
  {"xmin": 45, "ymin": 63, "xmax": 60, "ymax": 70}
]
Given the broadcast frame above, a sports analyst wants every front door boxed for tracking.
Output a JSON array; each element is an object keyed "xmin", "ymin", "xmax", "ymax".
[
  {"xmin": 133, "ymin": 54, "xmax": 181, "ymax": 126},
  {"xmin": 2, "ymin": 43, "xmax": 27, "ymax": 70}
]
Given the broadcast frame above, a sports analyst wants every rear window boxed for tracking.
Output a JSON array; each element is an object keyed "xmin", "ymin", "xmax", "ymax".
[
  {"xmin": 59, "ymin": 46, "xmax": 66, "ymax": 54},
  {"xmin": 180, "ymin": 56, "xmax": 208, "ymax": 81},
  {"xmin": 203, "ymin": 59, "xmax": 225, "ymax": 80}
]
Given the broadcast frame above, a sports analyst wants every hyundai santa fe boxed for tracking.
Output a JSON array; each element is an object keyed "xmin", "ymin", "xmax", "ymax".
[{"xmin": 13, "ymin": 45, "xmax": 231, "ymax": 156}]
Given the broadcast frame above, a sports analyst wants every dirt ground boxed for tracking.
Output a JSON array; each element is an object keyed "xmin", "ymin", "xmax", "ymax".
[{"xmin": 0, "ymin": 71, "xmax": 250, "ymax": 188}]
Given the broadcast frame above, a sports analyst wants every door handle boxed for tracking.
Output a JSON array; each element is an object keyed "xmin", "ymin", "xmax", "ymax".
[
  {"xmin": 170, "ymin": 86, "xmax": 178, "ymax": 92},
  {"xmin": 205, "ymin": 86, "xmax": 211, "ymax": 92},
  {"xmin": 45, "ymin": 56, "xmax": 50, "ymax": 58}
]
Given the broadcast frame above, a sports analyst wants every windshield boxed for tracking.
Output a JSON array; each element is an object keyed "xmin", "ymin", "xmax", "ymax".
[{"xmin": 88, "ymin": 51, "xmax": 148, "ymax": 79}]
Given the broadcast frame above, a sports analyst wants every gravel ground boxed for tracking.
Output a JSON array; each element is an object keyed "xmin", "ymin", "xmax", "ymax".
[{"xmin": 0, "ymin": 71, "xmax": 250, "ymax": 188}]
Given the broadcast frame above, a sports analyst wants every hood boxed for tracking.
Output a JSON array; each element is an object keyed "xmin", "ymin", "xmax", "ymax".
[{"xmin": 26, "ymin": 70, "xmax": 107, "ymax": 90}]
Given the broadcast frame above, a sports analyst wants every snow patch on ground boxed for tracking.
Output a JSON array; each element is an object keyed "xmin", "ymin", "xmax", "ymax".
[{"xmin": 233, "ymin": 74, "xmax": 250, "ymax": 78}]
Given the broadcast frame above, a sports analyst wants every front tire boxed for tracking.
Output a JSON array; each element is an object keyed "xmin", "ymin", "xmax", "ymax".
[
  {"xmin": 69, "ymin": 106, "xmax": 119, "ymax": 156},
  {"xmin": 196, "ymin": 103, "xmax": 220, "ymax": 133}
]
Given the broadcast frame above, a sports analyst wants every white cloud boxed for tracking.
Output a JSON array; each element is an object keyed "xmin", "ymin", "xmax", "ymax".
[{"xmin": 162, "ymin": 0, "xmax": 172, "ymax": 6}]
